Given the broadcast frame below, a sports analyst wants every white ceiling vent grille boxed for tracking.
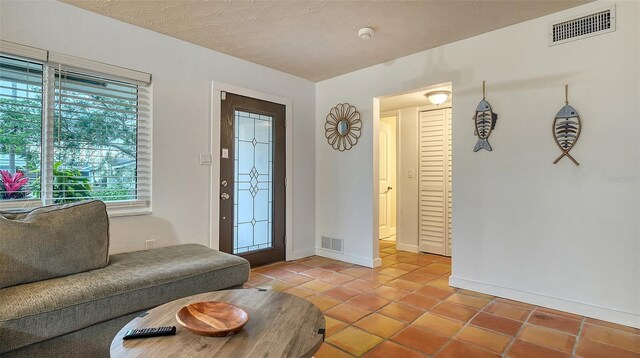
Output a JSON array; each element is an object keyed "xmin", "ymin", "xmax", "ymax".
[
  {"xmin": 549, "ymin": 5, "xmax": 615, "ymax": 46},
  {"xmin": 321, "ymin": 236, "xmax": 344, "ymax": 253}
]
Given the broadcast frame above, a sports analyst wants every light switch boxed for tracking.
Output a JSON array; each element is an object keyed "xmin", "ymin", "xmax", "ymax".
[
  {"xmin": 199, "ymin": 153, "xmax": 212, "ymax": 165},
  {"xmin": 408, "ymin": 169, "xmax": 415, "ymax": 178},
  {"xmin": 221, "ymin": 148, "xmax": 229, "ymax": 159}
]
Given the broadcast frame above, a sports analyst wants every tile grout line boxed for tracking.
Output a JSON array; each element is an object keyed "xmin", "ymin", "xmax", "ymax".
[
  {"xmin": 429, "ymin": 337, "xmax": 453, "ymax": 357},
  {"xmin": 524, "ymin": 307, "xmax": 588, "ymax": 356},
  {"xmin": 429, "ymin": 298, "xmax": 503, "ymax": 357},
  {"xmin": 502, "ymin": 303, "xmax": 538, "ymax": 357},
  {"xmin": 357, "ymin": 329, "xmax": 427, "ymax": 358},
  {"xmin": 570, "ymin": 317, "xmax": 586, "ymax": 358},
  {"xmin": 324, "ymin": 341, "xmax": 355, "ymax": 357}
]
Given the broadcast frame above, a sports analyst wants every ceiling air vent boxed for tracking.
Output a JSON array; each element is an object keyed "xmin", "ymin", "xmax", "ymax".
[{"xmin": 549, "ymin": 5, "xmax": 616, "ymax": 46}]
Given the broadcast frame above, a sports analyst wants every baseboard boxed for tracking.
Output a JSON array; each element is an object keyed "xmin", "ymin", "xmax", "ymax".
[
  {"xmin": 449, "ymin": 276, "xmax": 640, "ymax": 329},
  {"xmin": 396, "ymin": 243, "xmax": 419, "ymax": 253},
  {"xmin": 289, "ymin": 248, "xmax": 316, "ymax": 261},
  {"xmin": 315, "ymin": 248, "xmax": 378, "ymax": 268}
]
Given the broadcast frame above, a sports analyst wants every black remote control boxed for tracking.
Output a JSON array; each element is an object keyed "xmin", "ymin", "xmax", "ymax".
[{"xmin": 123, "ymin": 326, "xmax": 176, "ymax": 340}]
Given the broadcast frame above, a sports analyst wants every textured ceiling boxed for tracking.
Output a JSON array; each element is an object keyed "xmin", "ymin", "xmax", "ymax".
[{"xmin": 60, "ymin": 0, "xmax": 589, "ymax": 82}]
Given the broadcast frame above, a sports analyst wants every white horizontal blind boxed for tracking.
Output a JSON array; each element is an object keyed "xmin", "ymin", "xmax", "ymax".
[
  {"xmin": 0, "ymin": 55, "xmax": 43, "ymax": 203},
  {"xmin": 419, "ymin": 108, "xmax": 451, "ymax": 256},
  {"xmin": 0, "ymin": 45, "xmax": 152, "ymax": 211},
  {"xmin": 48, "ymin": 52, "xmax": 151, "ymax": 85},
  {"xmin": 46, "ymin": 65, "xmax": 151, "ymax": 205}
]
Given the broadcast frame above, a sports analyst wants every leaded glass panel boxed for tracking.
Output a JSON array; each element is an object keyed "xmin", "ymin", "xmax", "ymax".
[{"xmin": 233, "ymin": 110, "xmax": 273, "ymax": 254}]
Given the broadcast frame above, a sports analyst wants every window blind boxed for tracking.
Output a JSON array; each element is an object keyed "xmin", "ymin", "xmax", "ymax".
[
  {"xmin": 48, "ymin": 52, "xmax": 151, "ymax": 85},
  {"xmin": 0, "ymin": 55, "xmax": 43, "ymax": 201},
  {"xmin": 45, "ymin": 65, "xmax": 151, "ymax": 206},
  {"xmin": 0, "ymin": 45, "xmax": 152, "ymax": 212}
]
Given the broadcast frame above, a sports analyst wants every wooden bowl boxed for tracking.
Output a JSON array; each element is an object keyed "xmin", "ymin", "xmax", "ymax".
[{"xmin": 175, "ymin": 301, "xmax": 249, "ymax": 337}]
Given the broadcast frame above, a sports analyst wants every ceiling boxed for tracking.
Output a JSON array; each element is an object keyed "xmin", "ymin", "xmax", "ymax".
[
  {"xmin": 60, "ymin": 0, "xmax": 589, "ymax": 82},
  {"xmin": 380, "ymin": 83, "xmax": 452, "ymax": 112}
]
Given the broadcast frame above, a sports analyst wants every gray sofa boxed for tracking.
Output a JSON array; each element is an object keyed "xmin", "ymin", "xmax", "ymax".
[{"xmin": 0, "ymin": 201, "xmax": 250, "ymax": 357}]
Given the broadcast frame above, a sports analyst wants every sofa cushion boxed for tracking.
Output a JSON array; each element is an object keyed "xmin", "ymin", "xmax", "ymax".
[
  {"xmin": 0, "ymin": 244, "xmax": 250, "ymax": 353},
  {"xmin": 0, "ymin": 200, "xmax": 110, "ymax": 289}
]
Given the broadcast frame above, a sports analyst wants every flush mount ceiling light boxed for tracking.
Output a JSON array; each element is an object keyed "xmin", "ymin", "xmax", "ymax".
[
  {"xmin": 425, "ymin": 90, "xmax": 451, "ymax": 106},
  {"xmin": 358, "ymin": 27, "xmax": 375, "ymax": 40}
]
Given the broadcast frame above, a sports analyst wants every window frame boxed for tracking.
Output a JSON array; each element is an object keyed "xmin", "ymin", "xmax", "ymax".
[{"xmin": 0, "ymin": 45, "xmax": 152, "ymax": 216}]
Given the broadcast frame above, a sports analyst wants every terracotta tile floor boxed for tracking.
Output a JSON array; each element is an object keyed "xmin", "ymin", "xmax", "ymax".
[{"xmin": 245, "ymin": 241, "xmax": 640, "ymax": 357}]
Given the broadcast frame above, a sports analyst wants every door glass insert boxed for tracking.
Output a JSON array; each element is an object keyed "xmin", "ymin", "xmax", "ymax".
[{"xmin": 234, "ymin": 110, "xmax": 273, "ymax": 254}]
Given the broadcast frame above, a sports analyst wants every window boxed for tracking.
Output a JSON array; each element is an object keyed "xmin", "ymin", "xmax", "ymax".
[
  {"xmin": 0, "ymin": 55, "xmax": 42, "ymax": 201},
  {"xmin": 0, "ymin": 44, "xmax": 151, "ymax": 214}
]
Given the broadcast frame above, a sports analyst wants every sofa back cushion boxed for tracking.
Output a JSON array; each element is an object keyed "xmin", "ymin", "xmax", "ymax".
[{"xmin": 0, "ymin": 200, "xmax": 109, "ymax": 289}]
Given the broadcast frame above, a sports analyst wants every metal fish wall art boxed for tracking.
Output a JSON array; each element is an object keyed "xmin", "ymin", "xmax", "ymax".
[
  {"xmin": 473, "ymin": 81, "xmax": 498, "ymax": 152},
  {"xmin": 553, "ymin": 85, "xmax": 581, "ymax": 166}
]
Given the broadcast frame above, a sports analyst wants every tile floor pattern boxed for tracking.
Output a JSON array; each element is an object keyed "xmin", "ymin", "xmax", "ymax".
[{"xmin": 245, "ymin": 241, "xmax": 640, "ymax": 357}]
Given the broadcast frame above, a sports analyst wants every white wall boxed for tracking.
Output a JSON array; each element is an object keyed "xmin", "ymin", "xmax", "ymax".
[
  {"xmin": 316, "ymin": 1, "xmax": 639, "ymax": 327},
  {"xmin": 0, "ymin": 0, "xmax": 316, "ymax": 258},
  {"xmin": 396, "ymin": 107, "xmax": 419, "ymax": 253}
]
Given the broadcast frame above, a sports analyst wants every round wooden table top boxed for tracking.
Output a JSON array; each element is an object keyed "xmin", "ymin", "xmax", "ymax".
[{"xmin": 110, "ymin": 289, "xmax": 325, "ymax": 358}]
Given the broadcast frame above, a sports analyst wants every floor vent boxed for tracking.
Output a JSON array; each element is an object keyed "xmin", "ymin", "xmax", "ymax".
[
  {"xmin": 321, "ymin": 236, "xmax": 343, "ymax": 253},
  {"xmin": 549, "ymin": 5, "xmax": 615, "ymax": 46}
]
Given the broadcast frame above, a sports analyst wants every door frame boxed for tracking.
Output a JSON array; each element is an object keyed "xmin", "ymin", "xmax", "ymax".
[{"xmin": 210, "ymin": 81, "xmax": 293, "ymax": 261}]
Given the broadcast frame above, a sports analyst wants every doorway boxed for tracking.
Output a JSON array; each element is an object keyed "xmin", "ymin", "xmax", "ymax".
[
  {"xmin": 219, "ymin": 92, "xmax": 286, "ymax": 267},
  {"xmin": 375, "ymin": 83, "xmax": 453, "ymax": 259}
]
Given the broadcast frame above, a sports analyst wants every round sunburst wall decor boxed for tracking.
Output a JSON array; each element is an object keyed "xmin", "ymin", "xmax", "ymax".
[{"xmin": 325, "ymin": 103, "xmax": 362, "ymax": 151}]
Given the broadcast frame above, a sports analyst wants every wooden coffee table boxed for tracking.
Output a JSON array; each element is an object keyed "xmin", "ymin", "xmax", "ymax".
[{"xmin": 110, "ymin": 289, "xmax": 325, "ymax": 357}]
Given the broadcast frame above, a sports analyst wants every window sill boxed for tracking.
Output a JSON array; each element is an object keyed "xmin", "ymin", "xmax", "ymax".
[
  {"xmin": 107, "ymin": 207, "xmax": 152, "ymax": 218},
  {"xmin": 106, "ymin": 200, "xmax": 152, "ymax": 217},
  {"xmin": 0, "ymin": 199, "xmax": 42, "ymax": 211},
  {"xmin": 0, "ymin": 199, "xmax": 152, "ymax": 218}
]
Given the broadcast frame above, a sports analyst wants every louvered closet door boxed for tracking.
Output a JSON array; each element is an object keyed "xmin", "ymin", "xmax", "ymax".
[
  {"xmin": 446, "ymin": 108, "xmax": 452, "ymax": 256},
  {"xmin": 419, "ymin": 108, "xmax": 452, "ymax": 256}
]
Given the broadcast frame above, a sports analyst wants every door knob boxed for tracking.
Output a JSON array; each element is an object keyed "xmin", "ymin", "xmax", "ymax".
[
  {"xmin": 387, "ymin": 186, "xmax": 393, "ymax": 191},
  {"xmin": 220, "ymin": 193, "xmax": 230, "ymax": 200}
]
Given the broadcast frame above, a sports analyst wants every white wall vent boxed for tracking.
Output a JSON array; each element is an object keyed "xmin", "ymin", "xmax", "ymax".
[
  {"xmin": 321, "ymin": 236, "xmax": 343, "ymax": 253},
  {"xmin": 549, "ymin": 5, "xmax": 615, "ymax": 46}
]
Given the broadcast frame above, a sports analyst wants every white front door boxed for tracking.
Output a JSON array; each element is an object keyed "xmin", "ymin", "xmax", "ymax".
[{"xmin": 379, "ymin": 117, "xmax": 397, "ymax": 239}]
